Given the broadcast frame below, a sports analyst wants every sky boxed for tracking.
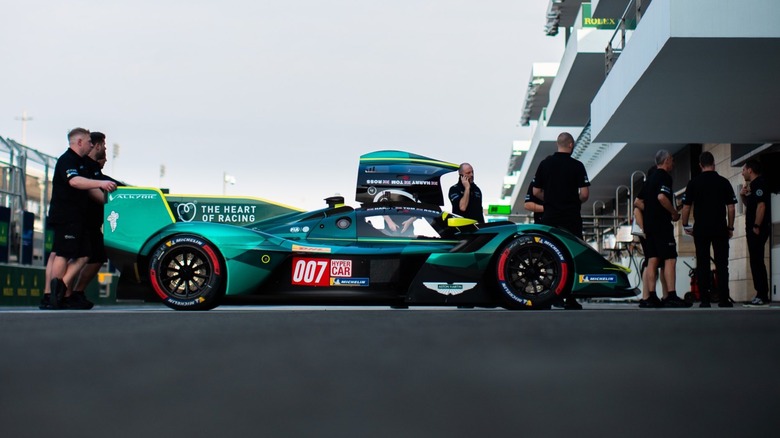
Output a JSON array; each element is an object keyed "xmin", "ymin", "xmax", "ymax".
[{"xmin": 0, "ymin": 0, "xmax": 563, "ymax": 211}]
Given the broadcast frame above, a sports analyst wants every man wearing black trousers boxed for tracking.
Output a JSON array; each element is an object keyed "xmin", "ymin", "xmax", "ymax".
[
  {"xmin": 532, "ymin": 132, "xmax": 590, "ymax": 309},
  {"xmin": 680, "ymin": 151, "xmax": 737, "ymax": 307},
  {"xmin": 741, "ymin": 159, "xmax": 771, "ymax": 306}
]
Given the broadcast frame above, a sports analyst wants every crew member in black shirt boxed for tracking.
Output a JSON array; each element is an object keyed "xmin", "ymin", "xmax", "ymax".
[
  {"xmin": 640, "ymin": 149, "xmax": 689, "ymax": 308},
  {"xmin": 633, "ymin": 167, "xmax": 669, "ymax": 301},
  {"xmin": 69, "ymin": 132, "xmax": 125, "ymax": 309},
  {"xmin": 532, "ymin": 132, "xmax": 590, "ymax": 239},
  {"xmin": 532, "ymin": 132, "xmax": 589, "ymax": 309},
  {"xmin": 449, "ymin": 163, "xmax": 484, "ymax": 223},
  {"xmin": 41, "ymin": 128, "xmax": 117, "ymax": 310},
  {"xmin": 680, "ymin": 151, "xmax": 737, "ymax": 307},
  {"xmin": 741, "ymin": 159, "xmax": 771, "ymax": 306}
]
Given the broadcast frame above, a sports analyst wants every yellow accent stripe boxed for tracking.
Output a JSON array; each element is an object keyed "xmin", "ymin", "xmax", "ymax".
[
  {"xmin": 606, "ymin": 265, "xmax": 631, "ymax": 274},
  {"xmin": 117, "ymin": 186, "xmax": 178, "ymax": 223}
]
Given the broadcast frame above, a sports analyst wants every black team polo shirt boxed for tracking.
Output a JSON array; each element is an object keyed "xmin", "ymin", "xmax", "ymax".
[
  {"xmin": 48, "ymin": 148, "xmax": 89, "ymax": 226},
  {"xmin": 681, "ymin": 170, "xmax": 737, "ymax": 235},
  {"xmin": 533, "ymin": 152, "xmax": 590, "ymax": 224}
]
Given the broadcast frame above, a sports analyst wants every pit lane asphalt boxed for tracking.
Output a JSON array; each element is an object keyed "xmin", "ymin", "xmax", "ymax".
[{"xmin": 2, "ymin": 303, "xmax": 779, "ymax": 437}]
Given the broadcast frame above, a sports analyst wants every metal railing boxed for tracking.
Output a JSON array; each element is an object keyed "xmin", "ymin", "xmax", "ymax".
[
  {"xmin": 605, "ymin": 0, "xmax": 651, "ymax": 75},
  {"xmin": 0, "ymin": 136, "xmax": 57, "ymax": 265}
]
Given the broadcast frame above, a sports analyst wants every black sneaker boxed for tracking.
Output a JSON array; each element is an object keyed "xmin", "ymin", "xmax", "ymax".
[
  {"xmin": 551, "ymin": 296, "xmax": 565, "ymax": 309},
  {"xmin": 49, "ymin": 279, "xmax": 63, "ymax": 310},
  {"xmin": 39, "ymin": 294, "xmax": 53, "ymax": 310},
  {"xmin": 563, "ymin": 297, "xmax": 583, "ymax": 310},
  {"xmin": 63, "ymin": 292, "xmax": 94, "ymax": 310},
  {"xmin": 718, "ymin": 300, "xmax": 733, "ymax": 308},
  {"xmin": 639, "ymin": 295, "xmax": 663, "ymax": 308},
  {"xmin": 662, "ymin": 294, "xmax": 692, "ymax": 308},
  {"xmin": 699, "ymin": 301, "xmax": 711, "ymax": 308}
]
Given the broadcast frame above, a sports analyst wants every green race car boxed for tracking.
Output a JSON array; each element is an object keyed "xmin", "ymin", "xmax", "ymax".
[{"xmin": 104, "ymin": 151, "xmax": 637, "ymax": 310}]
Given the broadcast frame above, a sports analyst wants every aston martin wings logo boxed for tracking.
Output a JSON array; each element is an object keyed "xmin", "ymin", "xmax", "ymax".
[{"xmin": 423, "ymin": 282, "xmax": 477, "ymax": 296}]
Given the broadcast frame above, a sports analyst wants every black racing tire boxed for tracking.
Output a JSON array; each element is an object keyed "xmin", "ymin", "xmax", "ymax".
[
  {"xmin": 495, "ymin": 233, "xmax": 572, "ymax": 310},
  {"xmin": 149, "ymin": 234, "xmax": 225, "ymax": 310}
]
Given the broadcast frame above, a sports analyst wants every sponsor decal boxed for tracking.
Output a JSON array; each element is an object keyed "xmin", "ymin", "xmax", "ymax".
[
  {"xmin": 302, "ymin": 226, "xmax": 310, "ymax": 232},
  {"xmin": 107, "ymin": 211, "xmax": 119, "ymax": 232},
  {"xmin": 291, "ymin": 258, "xmax": 366, "ymax": 287},
  {"xmin": 330, "ymin": 278, "xmax": 369, "ymax": 287},
  {"xmin": 109, "ymin": 193, "xmax": 158, "ymax": 202},
  {"xmin": 330, "ymin": 259, "xmax": 352, "ymax": 277},
  {"xmin": 365, "ymin": 179, "xmax": 439, "ymax": 186},
  {"xmin": 171, "ymin": 237, "xmax": 205, "ymax": 245},
  {"xmin": 579, "ymin": 274, "xmax": 617, "ymax": 284},
  {"xmin": 290, "ymin": 227, "xmax": 302, "ymax": 233},
  {"xmin": 176, "ymin": 202, "xmax": 197, "ymax": 222},
  {"xmin": 197, "ymin": 203, "xmax": 257, "ymax": 223},
  {"xmin": 173, "ymin": 201, "xmax": 259, "ymax": 223},
  {"xmin": 292, "ymin": 244, "xmax": 331, "ymax": 253},
  {"xmin": 535, "ymin": 236, "xmax": 564, "ymax": 260},
  {"xmin": 423, "ymin": 282, "xmax": 477, "ymax": 296},
  {"xmin": 166, "ymin": 297, "xmax": 205, "ymax": 307},
  {"xmin": 292, "ymin": 258, "xmax": 330, "ymax": 286},
  {"xmin": 261, "ymin": 254, "xmax": 271, "ymax": 264}
]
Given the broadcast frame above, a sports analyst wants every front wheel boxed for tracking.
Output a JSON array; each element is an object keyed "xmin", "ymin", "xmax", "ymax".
[
  {"xmin": 149, "ymin": 234, "xmax": 225, "ymax": 310},
  {"xmin": 495, "ymin": 234, "xmax": 571, "ymax": 309}
]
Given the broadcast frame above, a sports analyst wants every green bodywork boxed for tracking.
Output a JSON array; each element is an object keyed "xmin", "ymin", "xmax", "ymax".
[
  {"xmin": 104, "ymin": 187, "xmax": 634, "ymax": 302},
  {"xmin": 103, "ymin": 150, "xmax": 635, "ymax": 307}
]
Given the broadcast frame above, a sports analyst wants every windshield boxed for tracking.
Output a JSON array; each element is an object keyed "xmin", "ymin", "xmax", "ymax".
[{"xmin": 358, "ymin": 205, "xmax": 448, "ymax": 239}]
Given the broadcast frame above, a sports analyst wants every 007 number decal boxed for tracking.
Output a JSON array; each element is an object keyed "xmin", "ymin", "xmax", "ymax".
[{"xmin": 292, "ymin": 258, "xmax": 329, "ymax": 286}]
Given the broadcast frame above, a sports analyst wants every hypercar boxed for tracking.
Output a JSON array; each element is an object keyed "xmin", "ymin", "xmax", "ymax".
[{"xmin": 104, "ymin": 151, "xmax": 637, "ymax": 310}]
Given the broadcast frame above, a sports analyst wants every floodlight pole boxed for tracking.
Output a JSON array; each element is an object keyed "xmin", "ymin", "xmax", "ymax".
[{"xmin": 14, "ymin": 110, "xmax": 33, "ymax": 145}]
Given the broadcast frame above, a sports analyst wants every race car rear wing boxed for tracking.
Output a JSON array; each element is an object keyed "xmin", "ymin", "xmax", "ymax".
[{"xmin": 356, "ymin": 150, "xmax": 459, "ymax": 206}]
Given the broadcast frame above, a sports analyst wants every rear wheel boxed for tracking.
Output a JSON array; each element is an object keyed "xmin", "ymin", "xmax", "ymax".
[
  {"xmin": 495, "ymin": 234, "xmax": 571, "ymax": 309},
  {"xmin": 149, "ymin": 234, "xmax": 225, "ymax": 310}
]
